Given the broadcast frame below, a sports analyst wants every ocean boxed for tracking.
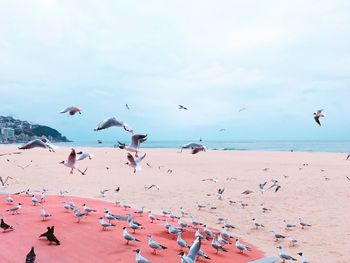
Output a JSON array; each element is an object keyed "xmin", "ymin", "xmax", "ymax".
[{"xmin": 55, "ymin": 140, "xmax": 350, "ymax": 153}]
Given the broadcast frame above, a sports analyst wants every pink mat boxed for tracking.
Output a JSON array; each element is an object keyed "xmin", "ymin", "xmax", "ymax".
[{"xmin": 0, "ymin": 194, "xmax": 264, "ymax": 262}]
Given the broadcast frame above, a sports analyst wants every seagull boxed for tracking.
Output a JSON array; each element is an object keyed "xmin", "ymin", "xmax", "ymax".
[
  {"xmin": 134, "ymin": 206, "xmax": 144, "ymax": 217},
  {"xmin": 195, "ymin": 228, "xmax": 207, "ymax": 240},
  {"xmin": 235, "ymin": 239, "xmax": 252, "ymax": 253},
  {"xmin": 178, "ymin": 251, "xmax": 194, "ymax": 263},
  {"xmin": 179, "ymin": 143, "xmax": 206, "ymax": 153},
  {"xmin": 83, "ymin": 204, "xmax": 97, "ymax": 214},
  {"xmin": 241, "ymin": 189, "xmax": 254, "ymax": 195},
  {"xmin": 60, "ymin": 106, "xmax": 81, "ymax": 115},
  {"xmin": 144, "ymin": 184, "xmax": 160, "ymax": 190},
  {"xmin": 288, "ymin": 236, "xmax": 298, "ymax": 247},
  {"xmin": 221, "ymin": 227, "xmax": 234, "ymax": 239},
  {"xmin": 148, "ymin": 235, "xmax": 167, "ymax": 254},
  {"xmin": 126, "ymin": 153, "xmax": 146, "ymax": 173},
  {"xmin": 58, "ymin": 190, "xmax": 69, "ymax": 197},
  {"xmin": 190, "ymin": 217, "xmax": 202, "ymax": 227},
  {"xmin": 284, "ymin": 220, "xmax": 296, "ymax": 230},
  {"xmin": 260, "ymin": 203, "xmax": 271, "ymax": 213},
  {"xmin": 133, "ymin": 249, "xmax": 151, "ymax": 263},
  {"xmin": 259, "ymin": 181, "xmax": 267, "ymax": 193},
  {"xmin": 76, "ymin": 152, "xmax": 94, "ymax": 161},
  {"xmin": 73, "ymin": 208, "xmax": 87, "ymax": 223},
  {"xmin": 40, "ymin": 207, "xmax": 51, "ymax": 221},
  {"xmin": 218, "ymin": 233, "xmax": 231, "ymax": 245},
  {"xmin": 202, "ymin": 177, "xmax": 218, "ymax": 183},
  {"xmin": 129, "ymin": 219, "xmax": 144, "ymax": 233},
  {"xmin": 297, "ymin": 252, "xmax": 310, "ymax": 263},
  {"xmin": 148, "ymin": 211, "xmax": 159, "ymax": 223},
  {"xmin": 30, "ymin": 194, "xmax": 41, "ymax": 206},
  {"xmin": 219, "ymin": 128, "xmax": 226, "ymax": 132},
  {"xmin": 179, "ymin": 105, "xmax": 188, "ymax": 110},
  {"xmin": 100, "ymin": 189, "xmax": 110, "ymax": 197},
  {"xmin": 18, "ymin": 139, "xmax": 55, "ymax": 152},
  {"xmin": 62, "ymin": 201, "xmax": 70, "ymax": 212},
  {"xmin": 226, "ymin": 176, "xmax": 237, "ymax": 181},
  {"xmin": 299, "ymin": 218, "xmax": 311, "ymax": 229},
  {"xmin": 25, "ymin": 247, "xmax": 36, "ymax": 263},
  {"xmin": 277, "ymin": 246, "xmax": 297, "ymax": 262},
  {"xmin": 313, "ymin": 109, "xmax": 324, "ymax": 126},
  {"xmin": 346, "ymin": 154, "xmax": 350, "ymax": 160},
  {"xmin": 197, "ymin": 249, "xmax": 211, "ymax": 260},
  {"xmin": 6, "ymin": 195, "xmax": 14, "ymax": 204},
  {"xmin": 186, "ymin": 237, "xmax": 203, "ymax": 262},
  {"xmin": 252, "ymin": 218, "xmax": 264, "ymax": 229},
  {"xmin": 196, "ymin": 202, "xmax": 206, "ymax": 210},
  {"xmin": 94, "ymin": 117, "xmax": 133, "ymax": 133},
  {"xmin": 203, "ymin": 225, "xmax": 214, "ymax": 238},
  {"xmin": 6, "ymin": 203, "xmax": 22, "ymax": 214},
  {"xmin": 59, "ymin": 149, "xmax": 87, "ymax": 175},
  {"xmin": 211, "ymin": 234, "xmax": 228, "ymax": 254},
  {"xmin": 271, "ymin": 230, "xmax": 286, "ymax": 241},
  {"xmin": 1, "ymin": 218, "xmax": 14, "ymax": 231},
  {"xmin": 177, "ymin": 232, "xmax": 190, "ymax": 250},
  {"xmin": 238, "ymin": 107, "xmax": 246, "ymax": 112},
  {"xmin": 126, "ymin": 104, "xmax": 130, "ymax": 110},
  {"xmin": 223, "ymin": 219, "xmax": 235, "ymax": 229},
  {"xmin": 99, "ymin": 217, "xmax": 115, "ymax": 230},
  {"xmin": 267, "ymin": 179, "xmax": 281, "ymax": 192},
  {"xmin": 178, "ymin": 218, "xmax": 190, "ymax": 228},
  {"xmin": 117, "ymin": 134, "xmax": 148, "ymax": 156},
  {"xmin": 123, "ymin": 227, "xmax": 141, "ymax": 244}
]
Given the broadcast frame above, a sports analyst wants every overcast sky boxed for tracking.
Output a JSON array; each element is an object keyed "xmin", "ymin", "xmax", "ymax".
[{"xmin": 0, "ymin": 0, "xmax": 349, "ymax": 142}]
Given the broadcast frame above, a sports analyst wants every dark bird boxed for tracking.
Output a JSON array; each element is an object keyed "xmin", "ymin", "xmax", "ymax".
[
  {"xmin": 25, "ymin": 247, "xmax": 36, "ymax": 263},
  {"xmin": 39, "ymin": 226, "xmax": 54, "ymax": 238},
  {"xmin": 346, "ymin": 154, "xmax": 350, "ymax": 160},
  {"xmin": 238, "ymin": 107, "xmax": 246, "ymax": 112},
  {"xmin": 115, "ymin": 187, "xmax": 120, "ymax": 192},
  {"xmin": 313, "ymin": 109, "xmax": 324, "ymax": 126},
  {"xmin": 126, "ymin": 104, "xmax": 130, "ymax": 110},
  {"xmin": 1, "ymin": 218, "xmax": 14, "ymax": 231},
  {"xmin": 47, "ymin": 232, "xmax": 61, "ymax": 245},
  {"xmin": 178, "ymin": 105, "xmax": 188, "ymax": 110}
]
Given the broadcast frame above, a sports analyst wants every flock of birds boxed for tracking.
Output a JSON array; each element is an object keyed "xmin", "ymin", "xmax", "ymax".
[{"xmin": 0, "ymin": 105, "xmax": 332, "ymax": 263}]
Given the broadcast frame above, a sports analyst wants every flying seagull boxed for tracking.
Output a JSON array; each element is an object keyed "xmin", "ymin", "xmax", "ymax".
[
  {"xmin": 117, "ymin": 134, "xmax": 148, "ymax": 156},
  {"xmin": 178, "ymin": 105, "xmax": 188, "ymax": 110},
  {"xmin": 59, "ymin": 149, "xmax": 87, "ymax": 175},
  {"xmin": 94, "ymin": 117, "xmax": 134, "ymax": 134},
  {"xmin": 126, "ymin": 104, "xmax": 130, "ymax": 110},
  {"xmin": 238, "ymin": 107, "xmax": 246, "ymax": 112},
  {"xmin": 18, "ymin": 139, "xmax": 56, "ymax": 152},
  {"xmin": 60, "ymin": 106, "xmax": 81, "ymax": 115},
  {"xmin": 126, "ymin": 153, "xmax": 146, "ymax": 173},
  {"xmin": 179, "ymin": 143, "xmax": 207, "ymax": 154},
  {"xmin": 313, "ymin": 109, "xmax": 324, "ymax": 126}
]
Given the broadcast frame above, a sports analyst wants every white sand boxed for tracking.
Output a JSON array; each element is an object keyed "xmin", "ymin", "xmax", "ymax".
[{"xmin": 1, "ymin": 146, "xmax": 350, "ymax": 262}]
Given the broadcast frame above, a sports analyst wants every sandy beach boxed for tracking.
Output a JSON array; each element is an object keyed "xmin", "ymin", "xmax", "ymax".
[{"xmin": 1, "ymin": 146, "xmax": 350, "ymax": 262}]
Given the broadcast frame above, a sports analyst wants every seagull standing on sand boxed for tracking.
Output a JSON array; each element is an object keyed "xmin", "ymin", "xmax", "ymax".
[
  {"xmin": 177, "ymin": 232, "xmax": 190, "ymax": 250},
  {"xmin": 6, "ymin": 203, "xmax": 22, "ymax": 214},
  {"xmin": 123, "ymin": 227, "xmax": 141, "ymax": 244},
  {"xmin": 252, "ymin": 218, "xmax": 264, "ymax": 229},
  {"xmin": 288, "ymin": 236, "xmax": 298, "ymax": 247},
  {"xmin": 271, "ymin": 230, "xmax": 286, "ymax": 241},
  {"xmin": 59, "ymin": 149, "xmax": 87, "ymax": 175},
  {"xmin": 299, "ymin": 218, "xmax": 312, "ymax": 229},
  {"xmin": 236, "ymin": 239, "xmax": 252, "ymax": 253},
  {"xmin": 83, "ymin": 204, "xmax": 97, "ymax": 214},
  {"xmin": 94, "ymin": 117, "xmax": 134, "ymax": 134},
  {"xmin": 126, "ymin": 153, "xmax": 146, "ymax": 173},
  {"xmin": 284, "ymin": 220, "xmax": 296, "ymax": 230},
  {"xmin": 60, "ymin": 106, "xmax": 81, "ymax": 115},
  {"xmin": 147, "ymin": 235, "xmax": 167, "ymax": 254},
  {"xmin": 40, "ymin": 207, "xmax": 51, "ymax": 221},
  {"xmin": 99, "ymin": 217, "xmax": 115, "ymax": 230},
  {"xmin": 133, "ymin": 249, "xmax": 151, "ymax": 263},
  {"xmin": 211, "ymin": 234, "xmax": 228, "ymax": 254},
  {"xmin": 277, "ymin": 246, "xmax": 297, "ymax": 262},
  {"xmin": 118, "ymin": 134, "xmax": 148, "ymax": 156}
]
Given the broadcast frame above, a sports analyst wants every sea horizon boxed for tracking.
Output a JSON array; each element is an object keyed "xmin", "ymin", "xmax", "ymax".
[{"xmin": 25, "ymin": 139, "xmax": 350, "ymax": 153}]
